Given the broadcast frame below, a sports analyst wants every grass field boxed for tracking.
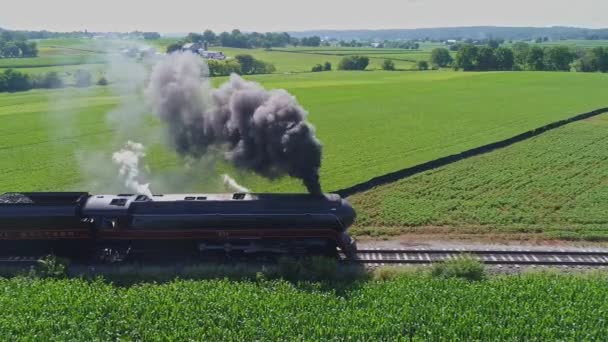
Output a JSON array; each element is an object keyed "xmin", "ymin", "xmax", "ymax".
[
  {"xmin": 1, "ymin": 71, "xmax": 608, "ymax": 195},
  {"xmin": 0, "ymin": 55, "xmax": 107, "ymax": 68},
  {"xmin": 534, "ymin": 39, "xmax": 608, "ymax": 48},
  {"xmin": 0, "ymin": 42, "xmax": 421, "ymax": 78},
  {"xmin": 219, "ymin": 47, "xmax": 419, "ymax": 72},
  {"xmin": 3, "ymin": 37, "xmax": 607, "ymax": 78},
  {"xmin": 351, "ymin": 113, "xmax": 608, "ymax": 240},
  {"xmin": 1, "ymin": 272, "xmax": 607, "ymax": 340}
]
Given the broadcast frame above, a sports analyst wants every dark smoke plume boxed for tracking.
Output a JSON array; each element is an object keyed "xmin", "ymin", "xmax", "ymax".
[{"xmin": 145, "ymin": 52, "xmax": 323, "ymax": 194}]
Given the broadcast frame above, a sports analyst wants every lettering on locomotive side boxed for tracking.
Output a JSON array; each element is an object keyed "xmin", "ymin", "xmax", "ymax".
[{"xmin": 0, "ymin": 231, "xmax": 83, "ymax": 240}]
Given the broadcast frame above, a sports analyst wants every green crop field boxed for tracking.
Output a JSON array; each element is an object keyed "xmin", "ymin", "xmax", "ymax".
[
  {"xmin": 1, "ymin": 71, "xmax": 608, "ymax": 195},
  {"xmin": 266, "ymin": 47, "xmax": 432, "ymax": 70},
  {"xmin": 351, "ymin": 113, "xmax": 608, "ymax": 240},
  {"xmin": 238, "ymin": 71, "xmax": 608, "ymax": 193},
  {"xmin": 0, "ymin": 64, "xmax": 107, "ymax": 79},
  {"xmin": 218, "ymin": 47, "xmax": 418, "ymax": 72},
  {"xmin": 0, "ymin": 55, "xmax": 107, "ymax": 68},
  {"xmin": 0, "ymin": 273, "xmax": 607, "ymax": 340},
  {"xmin": 534, "ymin": 39, "xmax": 608, "ymax": 48},
  {"xmin": 273, "ymin": 47, "xmax": 432, "ymax": 59},
  {"xmin": 0, "ymin": 39, "xmax": 140, "ymax": 79}
]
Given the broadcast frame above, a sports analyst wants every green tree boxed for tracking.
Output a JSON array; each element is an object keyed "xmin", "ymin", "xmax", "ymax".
[
  {"xmin": 301, "ymin": 36, "xmax": 321, "ymax": 47},
  {"xmin": 526, "ymin": 46, "xmax": 545, "ymax": 71},
  {"xmin": 1, "ymin": 69, "xmax": 32, "ymax": 92},
  {"xmin": 430, "ymin": 48, "xmax": 452, "ymax": 67},
  {"xmin": 494, "ymin": 47, "xmax": 514, "ymax": 71},
  {"xmin": 417, "ymin": 60, "xmax": 429, "ymax": 70},
  {"xmin": 453, "ymin": 44, "xmax": 479, "ymax": 71},
  {"xmin": 14, "ymin": 40, "xmax": 37, "ymax": 57},
  {"xmin": 235, "ymin": 54, "xmax": 255, "ymax": 74},
  {"xmin": 311, "ymin": 64, "xmax": 324, "ymax": 72},
  {"xmin": 234, "ymin": 54, "xmax": 274, "ymax": 74},
  {"xmin": 544, "ymin": 46, "xmax": 575, "ymax": 71},
  {"xmin": 382, "ymin": 59, "xmax": 396, "ymax": 70},
  {"xmin": 512, "ymin": 42, "xmax": 530, "ymax": 70},
  {"xmin": 477, "ymin": 47, "xmax": 497, "ymax": 71},
  {"xmin": 586, "ymin": 47, "xmax": 608, "ymax": 72},
  {"xmin": 323, "ymin": 61, "xmax": 332, "ymax": 71},
  {"xmin": 203, "ymin": 30, "xmax": 217, "ymax": 44},
  {"xmin": 25, "ymin": 41, "xmax": 38, "ymax": 57},
  {"xmin": 338, "ymin": 56, "xmax": 369, "ymax": 70},
  {"xmin": 250, "ymin": 59, "xmax": 275, "ymax": 74},
  {"xmin": 186, "ymin": 32, "xmax": 204, "ymax": 43},
  {"xmin": 3, "ymin": 42, "xmax": 20, "ymax": 57},
  {"xmin": 207, "ymin": 59, "xmax": 242, "ymax": 76}
]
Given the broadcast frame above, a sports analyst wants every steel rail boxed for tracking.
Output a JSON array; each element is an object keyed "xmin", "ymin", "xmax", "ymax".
[{"xmin": 349, "ymin": 249, "xmax": 608, "ymax": 266}]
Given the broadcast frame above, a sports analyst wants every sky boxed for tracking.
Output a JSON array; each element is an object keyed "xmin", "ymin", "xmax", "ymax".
[{"xmin": 2, "ymin": 0, "xmax": 607, "ymax": 33}]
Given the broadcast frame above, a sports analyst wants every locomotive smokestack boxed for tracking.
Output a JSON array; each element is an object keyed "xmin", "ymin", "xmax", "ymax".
[{"xmin": 146, "ymin": 52, "xmax": 323, "ymax": 194}]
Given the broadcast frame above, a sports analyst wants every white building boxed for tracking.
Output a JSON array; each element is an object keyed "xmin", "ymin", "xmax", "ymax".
[{"xmin": 201, "ymin": 51, "xmax": 226, "ymax": 60}]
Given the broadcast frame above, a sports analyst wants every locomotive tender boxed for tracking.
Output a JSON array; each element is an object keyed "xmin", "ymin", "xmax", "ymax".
[{"xmin": 0, "ymin": 192, "xmax": 356, "ymax": 259}]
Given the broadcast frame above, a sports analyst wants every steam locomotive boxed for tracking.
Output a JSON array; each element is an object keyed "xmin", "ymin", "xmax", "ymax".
[{"xmin": 0, "ymin": 192, "xmax": 357, "ymax": 261}]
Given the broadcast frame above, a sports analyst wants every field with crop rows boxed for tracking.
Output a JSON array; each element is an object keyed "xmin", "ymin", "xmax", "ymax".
[
  {"xmin": 217, "ymin": 47, "xmax": 419, "ymax": 72},
  {"xmin": 1, "ymin": 71, "xmax": 608, "ymax": 194},
  {"xmin": 0, "ymin": 55, "xmax": 107, "ymax": 69},
  {"xmin": 0, "ymin": 273, "xmax": 607, "ymax": 340},
  {"xmin": 273, "ymin": 47, "xmax": 432, "ymax": 60},
  {"xmin": 0, "ymin": 38, "xmax": 122, "ymax": 82},
  {"xmin": 351, "ymin": 113, "xmax": 608, "ymax": 240}
]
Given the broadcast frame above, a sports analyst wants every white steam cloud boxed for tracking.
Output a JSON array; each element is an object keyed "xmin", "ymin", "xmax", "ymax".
[{"xmin": 111, "ymin": 140, "xmax": 153, "ymax": 197}]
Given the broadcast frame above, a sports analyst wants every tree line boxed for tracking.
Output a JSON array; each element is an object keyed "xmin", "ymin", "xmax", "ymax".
[
  {"xmin": 1, "ymin": 53, "xmax": 275, "ymax": 91},
  {"xmin": 0, "ymin": 31, "xmax": 37, "ymax": 58},
  {"xmin": 206, "ymin": 54, "xmax": 275, "ymax": 76},
  {"xmin": 429, "ymin": 43, "xmax": 608, "ymax": 72},
  {"xmin": 290, "ymin": 26, "xmax": 608, "ymax": 42},
  {"xmin": 167, "ymin": 30, "xmax": 323, "ymax": 51},
  {"xmin": 0, "ymin": 68, "xmax": 107, "ymax": 93}
]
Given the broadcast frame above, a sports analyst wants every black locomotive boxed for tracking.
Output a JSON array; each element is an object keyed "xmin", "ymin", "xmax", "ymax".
[{"xmin": 0, "ymin": 192, "xmax": 357, "ymax": 260}]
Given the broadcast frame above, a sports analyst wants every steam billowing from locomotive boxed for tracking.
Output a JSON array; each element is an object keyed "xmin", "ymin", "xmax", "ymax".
[
  {"xmin": 111, "ymin": 141, "xmax": 153, "ymax": 197},
  {"xmin": 145, "ymin": 53, "xmax": 323, "ymax": 194}
]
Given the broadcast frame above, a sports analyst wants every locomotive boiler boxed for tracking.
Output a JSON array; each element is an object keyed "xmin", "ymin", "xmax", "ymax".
[{"xmin": 0, "ymin": 192, "xmax": 357, "ymax": 260}]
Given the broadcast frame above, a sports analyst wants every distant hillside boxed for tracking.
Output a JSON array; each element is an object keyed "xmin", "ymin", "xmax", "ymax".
[{"xmin": 289, "ymin": 26, "xmax": 608, "ymax": 41}]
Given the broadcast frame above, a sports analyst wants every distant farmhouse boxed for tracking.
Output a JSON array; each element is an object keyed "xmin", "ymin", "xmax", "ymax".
[
  {"xmin": 182, "ymin": 42, "xmax": 226, "ymax": 60},
  {"xmin": 201, "ymin": 51, "xmax": 226, "ymax": 60}
]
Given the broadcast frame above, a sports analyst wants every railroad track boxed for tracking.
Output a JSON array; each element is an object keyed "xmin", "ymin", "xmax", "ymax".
[
  {"xmin": 350, "ymin": 249, "xmax": 608, "ymax": 266},
  {"xmin": 3, "ymin": 249, "xmax": 608, "ymax": 268}
]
